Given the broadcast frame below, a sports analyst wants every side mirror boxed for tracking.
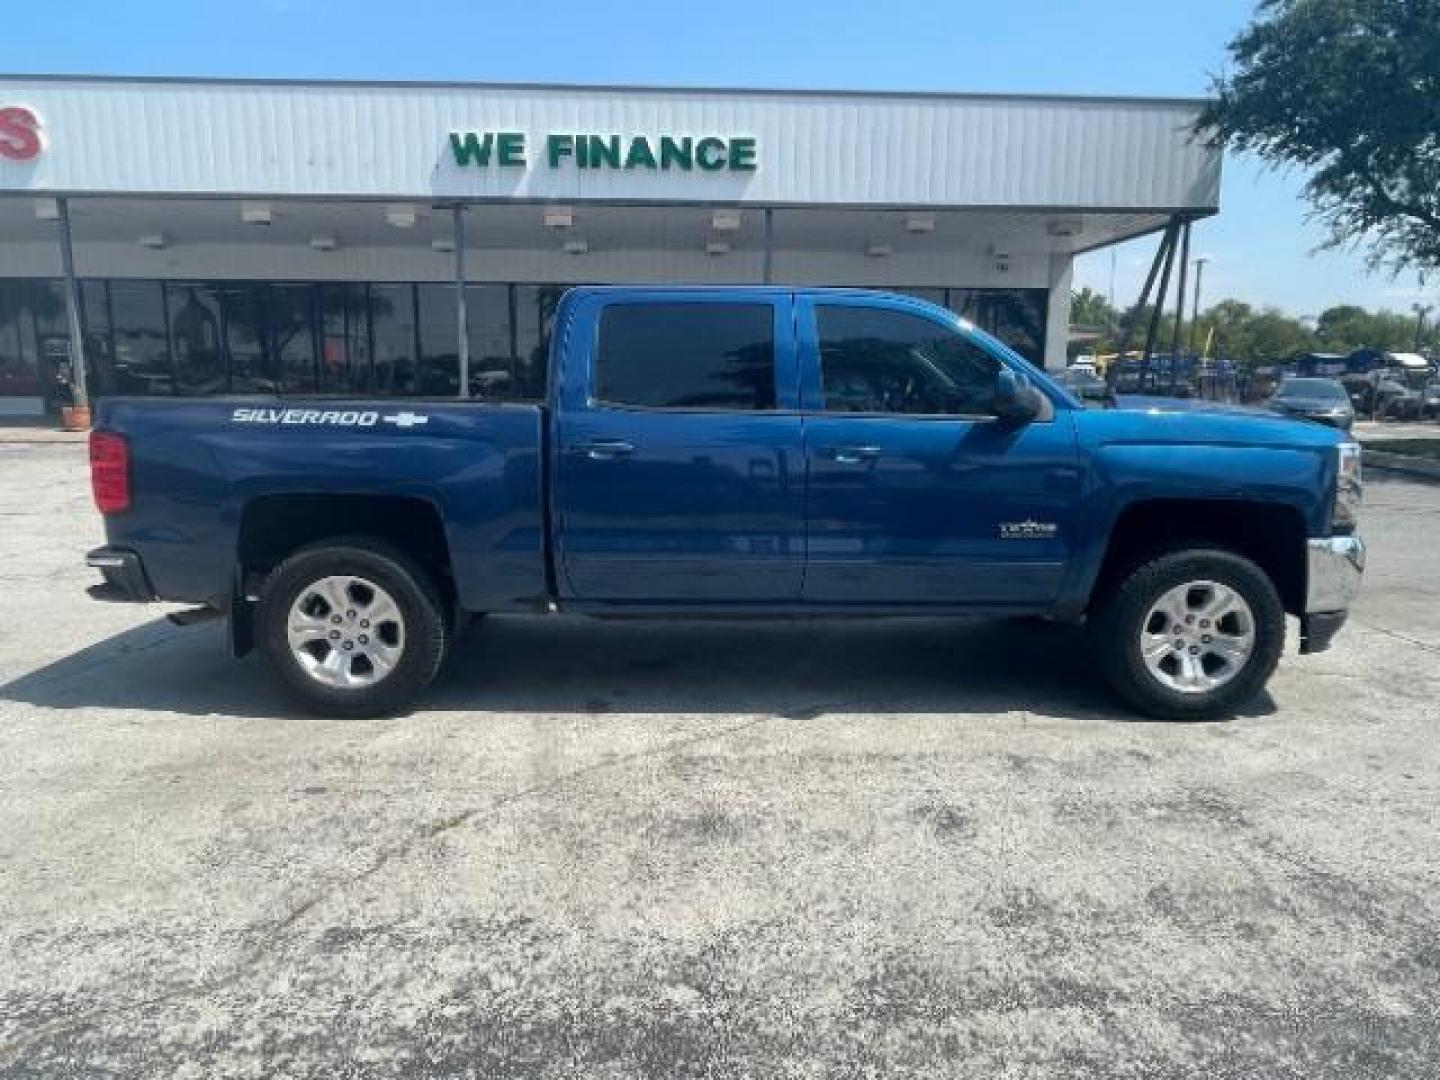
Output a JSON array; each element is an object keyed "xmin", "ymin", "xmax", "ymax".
[{"xmin": 994, "ymin": 368, "xmax": 1043, "ymax": 424}]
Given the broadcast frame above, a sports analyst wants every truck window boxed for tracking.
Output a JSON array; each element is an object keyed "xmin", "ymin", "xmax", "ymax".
[
  {"xmin": 817, "ymin": 305, "xmax": 999, "ymax": 417},
  {"xmin": 595, "ymin": 303, "xmax": 776, "ymax": 410}
]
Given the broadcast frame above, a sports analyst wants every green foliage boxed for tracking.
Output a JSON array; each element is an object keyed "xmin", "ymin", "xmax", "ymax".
[
  {"xmin": 1198, "ymin": 0, "xmax": 1440, "ymax": 274},
  {"xmin": 1068, "ymin": 286, "xmax": 1439, "ymax": 366}
]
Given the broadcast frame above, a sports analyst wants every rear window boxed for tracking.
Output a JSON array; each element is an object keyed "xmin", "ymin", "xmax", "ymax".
[
  {"xmin": 595, "ymin": 303, "xmax": 776, "ymax": 410},
  {"xmin": 1278, "ymin": 379, "xmax": 1346, "ymax": 401}
]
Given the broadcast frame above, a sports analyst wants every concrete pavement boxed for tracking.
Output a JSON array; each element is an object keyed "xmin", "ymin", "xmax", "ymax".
[{"xmin": 0, "ymin": 443, "xmax": 1436, "ymax": 1078}]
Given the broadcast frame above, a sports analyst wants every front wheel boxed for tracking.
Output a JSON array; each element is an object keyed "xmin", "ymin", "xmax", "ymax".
[
  {"xmin": 257, "ymin": 540, "xmax": 448, "ymax": 717},
  {"xmin": 1091, "ymin": 547, "xmax": 1285, "ymax": 721}
]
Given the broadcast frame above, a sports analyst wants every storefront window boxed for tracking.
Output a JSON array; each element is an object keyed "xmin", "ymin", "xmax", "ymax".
[
  {"xmin": 515, "ymin": 284, "xmax": 569, "ymax": 400},
  {"xmin": 465, "ymin": 284, "xmax": 518, "ymax": 400},
  {"xmin": 109, "ymin": 281, "xmax": 172, "ymax": 396},
  {"xmin": 0, "ymin": 280, "xmax": 48, "ymax": 400},
  {"xmin": 222, "ymin": 284, "xmax": 274, "ymax": 393},
  {"xmin": 416, "ymin": 283, "xmax": 460, "ymax": 397},
  {"xmin": 269, "ymin": 285, "xmax": 317, "ymax": 394},
  {"xmin": 370, "ymin": 284, "xmax": 417, "ymax": 395},
  {"xmin": 167, "ymin": 283, "xmax": 226, "ymax": 396},
  {"xmin": 81, "ymin": 281, "xmax": 116, "ymax": 397},
  {"xmin": 948, "ymin": 288, "xmax": 1047, "ymax": 365},
  {"xmin": 318, "ymin": 284, "xmax": 371, "ymax": 394}
]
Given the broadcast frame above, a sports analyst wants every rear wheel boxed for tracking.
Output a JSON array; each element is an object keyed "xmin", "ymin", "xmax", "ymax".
[
  {"xmin": 258, "ymin": 539, "xmax": 447, "ymax": 717},
  {"xmin": 1091, "ymin": 547, "xmax": 1285, "ymax": 721}
]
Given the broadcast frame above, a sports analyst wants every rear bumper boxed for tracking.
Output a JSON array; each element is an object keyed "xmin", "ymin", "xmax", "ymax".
[
  {"xmin": 1300, "ymin": 535, "xmax": 1365, "ymax": 655},
  {"xmin": 85, "ymin": 546, "xmax": 155, "ymax": 603}
]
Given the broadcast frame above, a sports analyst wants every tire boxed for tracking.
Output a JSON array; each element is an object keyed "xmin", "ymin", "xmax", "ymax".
[
  {"xmin": 257, "ymin": 538, "xmax": 448, "ymax": 718},
  {"xmin": 1090, "ymin": 546, "xmax": 1285, "ymax": 721}
]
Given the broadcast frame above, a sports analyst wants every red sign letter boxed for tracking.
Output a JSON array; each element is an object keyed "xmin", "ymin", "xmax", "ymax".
[{"xmin": 0, "ymin": 107, "xmax": 42, "ymax": 161}]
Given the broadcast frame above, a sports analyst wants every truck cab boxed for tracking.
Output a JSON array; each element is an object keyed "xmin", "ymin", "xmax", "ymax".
[{"xmin": 86, "ymin": 287, "xmax": 1365, "ymax": 720}]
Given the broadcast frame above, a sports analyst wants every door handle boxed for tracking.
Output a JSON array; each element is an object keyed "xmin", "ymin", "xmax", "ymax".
[
  {"xmin": 579, "ymin": 440, "xmax": 635, "ymax": 460},
  {"xmin": 826, "ymin": 445, "xmax": 882, "ymax": 465}
]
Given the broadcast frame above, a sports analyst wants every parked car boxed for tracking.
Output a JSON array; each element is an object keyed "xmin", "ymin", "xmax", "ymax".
[
  {"xmin": 1055, "ymin": 366, "xmax": 1116, "ymax": 408},
  {"xmin": 84, "ymin": 287, "xmax": 1365, "ymax": 722},
  {"xmin": 1423, "ymin": 381, "xmax": 1440, "ymax": 420},
  {"xmin": 1373, "ymin": 372, "xmax": 1424, "ymax": 421},
  {"xmin": 1266, "ymin": 377, "xmax": 1355, "ymax": 432}
]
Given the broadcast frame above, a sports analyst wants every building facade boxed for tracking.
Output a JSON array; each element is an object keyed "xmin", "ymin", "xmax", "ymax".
[{"xmin": 0, "ymin": 75, "xmax": 1221, "ymax": 415}]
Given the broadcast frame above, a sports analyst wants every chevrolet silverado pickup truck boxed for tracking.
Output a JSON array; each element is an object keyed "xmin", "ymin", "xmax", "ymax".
[{"xmin": 84, "ymin": 287, "xmax": 1365, "ymax": 720}]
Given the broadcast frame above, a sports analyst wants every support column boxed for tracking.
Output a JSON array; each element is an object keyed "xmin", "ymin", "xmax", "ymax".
[
  {"xmin": 454, "ymin": 205, "xmax": 469, "ymax": 399},
  {"xmin": 56, "ymin": 197, "xmax": 89, "ymax": 411},
  {"xmin": 1042, "ymin": 252, "xmax": 1073, "ymax": 371},
  {"xmin": 762, "ymin": 208, "xmax": 774, "ymax": 285}
]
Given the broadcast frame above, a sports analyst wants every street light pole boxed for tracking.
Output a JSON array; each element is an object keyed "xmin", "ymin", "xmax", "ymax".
[
  {"xmin": 1413, "ymin": 303, "xmax": 1433, "ymax": 351},
  {"xmin": 1188, "ymin": 256, "xmax": 1209, "ymax": 357}
]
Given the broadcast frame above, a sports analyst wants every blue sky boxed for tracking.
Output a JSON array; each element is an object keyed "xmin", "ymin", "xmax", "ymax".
[{"xmin": 7, "ymin": 0, "xmax": 1432, "ymax": 318}]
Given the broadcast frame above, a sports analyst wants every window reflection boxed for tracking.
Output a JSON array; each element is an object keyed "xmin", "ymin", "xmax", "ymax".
[
  {"xmin": 109, "ymin": 281, "xmax": 172, "ymax": 395},
  {"xmin": 168, "ymin": 283, "xmax": 225, "ymax": 395}
]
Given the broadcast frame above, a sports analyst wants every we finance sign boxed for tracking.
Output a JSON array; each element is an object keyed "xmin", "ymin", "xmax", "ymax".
[{"xmin": 448, "ymin": 130, "xmax": 758, "ymax": 173}]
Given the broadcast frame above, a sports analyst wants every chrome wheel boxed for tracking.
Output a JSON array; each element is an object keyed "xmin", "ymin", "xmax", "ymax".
[
  {"xmin": 1139, "ymin": 580, "xmax": 1255, "ymax": 694},
  {"xmin": 286, "ymin": 575, "xmax": 405, "ymax": 689}
]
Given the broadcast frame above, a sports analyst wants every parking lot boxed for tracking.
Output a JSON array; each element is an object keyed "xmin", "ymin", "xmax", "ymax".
[{"xmin": 1, "ymin": 441, "xmax": 1437, "ymax": 1078}]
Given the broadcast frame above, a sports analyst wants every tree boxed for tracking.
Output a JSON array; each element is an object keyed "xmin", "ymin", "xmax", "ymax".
[
  {"xmin": 1070, "ymin": 287, "xmax": 1114, "ymax": 330},
  {"xmin": 1198, "ymin": 0, "xmax": 1440, "ymax": 274}
]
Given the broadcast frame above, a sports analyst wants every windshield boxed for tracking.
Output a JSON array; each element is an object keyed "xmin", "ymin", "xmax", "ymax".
[{"xmin": 1275, "ymin": 379, "xmax": 1346, "ymax": 403}]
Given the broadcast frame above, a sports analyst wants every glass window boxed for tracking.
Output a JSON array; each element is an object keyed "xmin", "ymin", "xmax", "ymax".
[
  {"xmin": 370, "ymin": 284, "xmax": 417, "ymax": 395},
  {"xmin": 318, "ymin": 284, "xmax": 371, "ymax": 394},
  {"xmin": 465, "ymin": 284, "xmax": 524, "ymax": 400},
  {"xmin": 222, "ymin": 284, "xmax": 278, "ymax": 393},
  {"xmin": 949, "ymin": 288, "xmax": 1047, "ymax": 365},
  {"xmin": 81, "ymin": 281, "xmax": 116, "ymax": 397},
  {"xmin": 109, "ymin": 281, "xmax": 172, "ymax": 396},
  {"xmin": 269, "ymin": 285, "xmax": 317, "ymax": 394},
  {"xmin": 515, "ymin": 284, "xmax": 568, "ymax": 401},
  {"xmin": 416, "ymin": 283, "xmax": 459, "ymax": 397},
  {"xmin": 167, "ymin": 283, "xmax": 226, "ymax": 396},
  {"xmin": 0, "ymin": 279, "xmax": 47, "ymax": 399},
  {"xmin": 595, "ymin": 303, "xmax": 775, "ymax": 410},
  {"xmin": 816, "ymin": 304, "xmax": 999, "ymax": 416}
]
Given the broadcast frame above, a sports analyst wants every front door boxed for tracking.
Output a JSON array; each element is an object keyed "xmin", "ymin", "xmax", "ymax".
[
  {"xmin": 799, "ymin": 296, "xmax": 1081, "ymax": 605},
  {"xmin": 554, "ymin": 291, "xmax": 805, "ymax": 603}
]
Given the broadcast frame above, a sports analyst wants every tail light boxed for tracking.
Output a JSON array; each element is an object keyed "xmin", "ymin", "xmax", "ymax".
[{"xmin": 89, "ymin": 430, "xmax": 130, "ymax": 515}]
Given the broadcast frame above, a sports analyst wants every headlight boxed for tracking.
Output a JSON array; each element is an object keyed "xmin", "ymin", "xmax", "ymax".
[{"xmin": 1334, "ymin": 441, "xmax": 1362, "ymax": 531}]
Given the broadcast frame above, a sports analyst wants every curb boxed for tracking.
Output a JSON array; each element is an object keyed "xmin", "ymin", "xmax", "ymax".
[
  {"xmin": 0, "ymin": 429, "xmax": 87, "ymax": 445},
  {"xmin": 1363, "ymin": 448, "xmax": 1440, "ymax": 481}
]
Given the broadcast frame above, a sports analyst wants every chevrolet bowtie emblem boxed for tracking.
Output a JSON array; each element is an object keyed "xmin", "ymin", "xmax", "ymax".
[{"xmin": 382, "ymin": 411, "xmax": 430, "ymax": 428}]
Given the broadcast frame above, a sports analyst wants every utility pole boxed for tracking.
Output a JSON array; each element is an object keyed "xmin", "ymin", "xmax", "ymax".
[
  {"xmin": 1188, "ymin": 256, "xmax": 1210, "ymax": 357},
  {"xmin": 1413, "ymin": 303, "xmax": 1433, "ymax": 351}
]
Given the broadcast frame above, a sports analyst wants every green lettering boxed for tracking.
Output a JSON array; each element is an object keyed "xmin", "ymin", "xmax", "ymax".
[
  {"xmin": 624, "ymin": 135, "xmax": 658, "ymax": 169},
  {"xmin": 547, "ymin": 134, "xmax": 574, "ymax": 167},
  {"xmin": 695, "ymin": 137, "xmax": 727, "ymax": 171},
  {"xmin": 497, "ymin": 131, "xmax": 526, "ymax": 166},
  {"xmin": 449, "ymin": 131, "xmax": 494, "ymax": 167},
  {"xmin": 588, "ymin": 135, "xmax": 621, "ymax": 168},
  {"xmin": 660, "ymin": 136, "xmax": 693, "ymax": 170},
  {"xmin": 728, "ymin": 137, "xmax": 757, "ymax": 171}
]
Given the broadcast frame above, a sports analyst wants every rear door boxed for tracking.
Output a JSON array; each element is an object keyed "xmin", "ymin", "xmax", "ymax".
[
  {"xmin": 798, "ymin": 295, "xmax": 1081, "ymax": 605},
  {"xmin": 553, "ymin": 290, "xmax": 805, "ymax": 602}
]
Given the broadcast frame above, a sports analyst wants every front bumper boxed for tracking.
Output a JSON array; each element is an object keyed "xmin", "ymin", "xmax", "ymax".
[
  {"xmin": 85, "ymin": 546, "xmax": 155, "ymax": 603},
  {"xmin": 1300, "ymin": 535, "xmax": 1365, "ymax": 654}
]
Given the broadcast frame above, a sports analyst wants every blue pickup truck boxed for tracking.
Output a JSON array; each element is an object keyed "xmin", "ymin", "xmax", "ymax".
[{"xmin": 85, "ymin": 287, "xmax": 1365, "ymax": 720}]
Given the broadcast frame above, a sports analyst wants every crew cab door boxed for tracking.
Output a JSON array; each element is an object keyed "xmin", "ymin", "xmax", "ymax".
[
  {"xmin": 553, "ymin": 290, "xmax": 804, "ymax": 602},
  {"xmin": 798, "ymin": 295, "xmax": 1081, "ymax": 605}
]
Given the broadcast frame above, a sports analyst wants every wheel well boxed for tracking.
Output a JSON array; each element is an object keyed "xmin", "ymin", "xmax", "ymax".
[
  {"xmin": 1093, "ymin": 499, "xmax": 1307, "ymax": 615},
  {"xmin": 237, "ymin": 493, "xmax": 453, "ymax": 597}
]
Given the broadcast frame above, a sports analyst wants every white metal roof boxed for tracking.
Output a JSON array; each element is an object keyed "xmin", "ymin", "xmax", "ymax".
[{"xmin": 0, "ymin": 75, "xmax": 1221, "ymax": 212}]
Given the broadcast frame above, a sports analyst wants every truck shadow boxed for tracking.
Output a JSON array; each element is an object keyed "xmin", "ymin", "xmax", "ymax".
[{"xmin": 0, "ymin": 614, "xmax": 1276, "ymax": 723}]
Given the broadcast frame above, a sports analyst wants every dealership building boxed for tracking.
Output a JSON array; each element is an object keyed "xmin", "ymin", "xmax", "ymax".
[{"xmin": 0, "ymin": 75, "xmax": 1221, "ymax": 416}]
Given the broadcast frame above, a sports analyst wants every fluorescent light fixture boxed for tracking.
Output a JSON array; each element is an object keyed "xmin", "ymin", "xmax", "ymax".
[
  {"xmin": 866, "ymin": 242, "xmax": 893, "ymax": 258},
  {"xmin": 385, "ymin": 204, "xmax": 418, "ymax": 229},
  {"xmin": 706, "ymin": 240, "xmax": 731, "ymax": 256},
  {"xmin": 138, "ymin": 232, "xmax": 168, "ymax": 249},
  {"xmin": 543, "ymin": 206, "xmax": 574, "ymax": 229},
  {"xmin": 905, "ymin": 215, "xmax": 935, "ymax": 234},
  {"xmin": 562, "ymin": 238, "xmax": 589, "ymax": 255},
  {"xmin": 33, "ymin": 198, "xmax": 59, "ymax": 221},
  {"xmin": 309, "ymin": 235, "xmax": 338, "ymax": 251},
  {"xmin": 430, "ymin": 237, "xmax": 455, "ymax": 253},
  {"xmin": 710, "ymin": 211, "xmax": 742, "ymax": 232},
  {"xmin": 240, "ymin": 201, "xmax": 272, "ymax": 225}
]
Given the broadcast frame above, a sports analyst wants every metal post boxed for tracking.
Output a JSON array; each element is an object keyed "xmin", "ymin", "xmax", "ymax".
[
  {"xmin": 762, "ymin": 208, "xmax": 774, "ymax": 285},
  {"xmin": 454, "ymin": 205, "xmax": 469, "ymax": 399},
  {"xmin": 1169, "ymin": 219, "xmax": 1191, "ymax": 395},
  {"xmin": 1142, "ymin": 220, "xmax": 1180, "ymax": 389},
  {"xmin": 1109, "ymin": 222, "xmax": 1174, "ymax": 389},
  {"xmin": 56, "ymin": 197, "xmax": 89, "ymax": 410},
  {"xmin": 1189, "ymin": 256, "xmax": 1208, "ymax": 357}
]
